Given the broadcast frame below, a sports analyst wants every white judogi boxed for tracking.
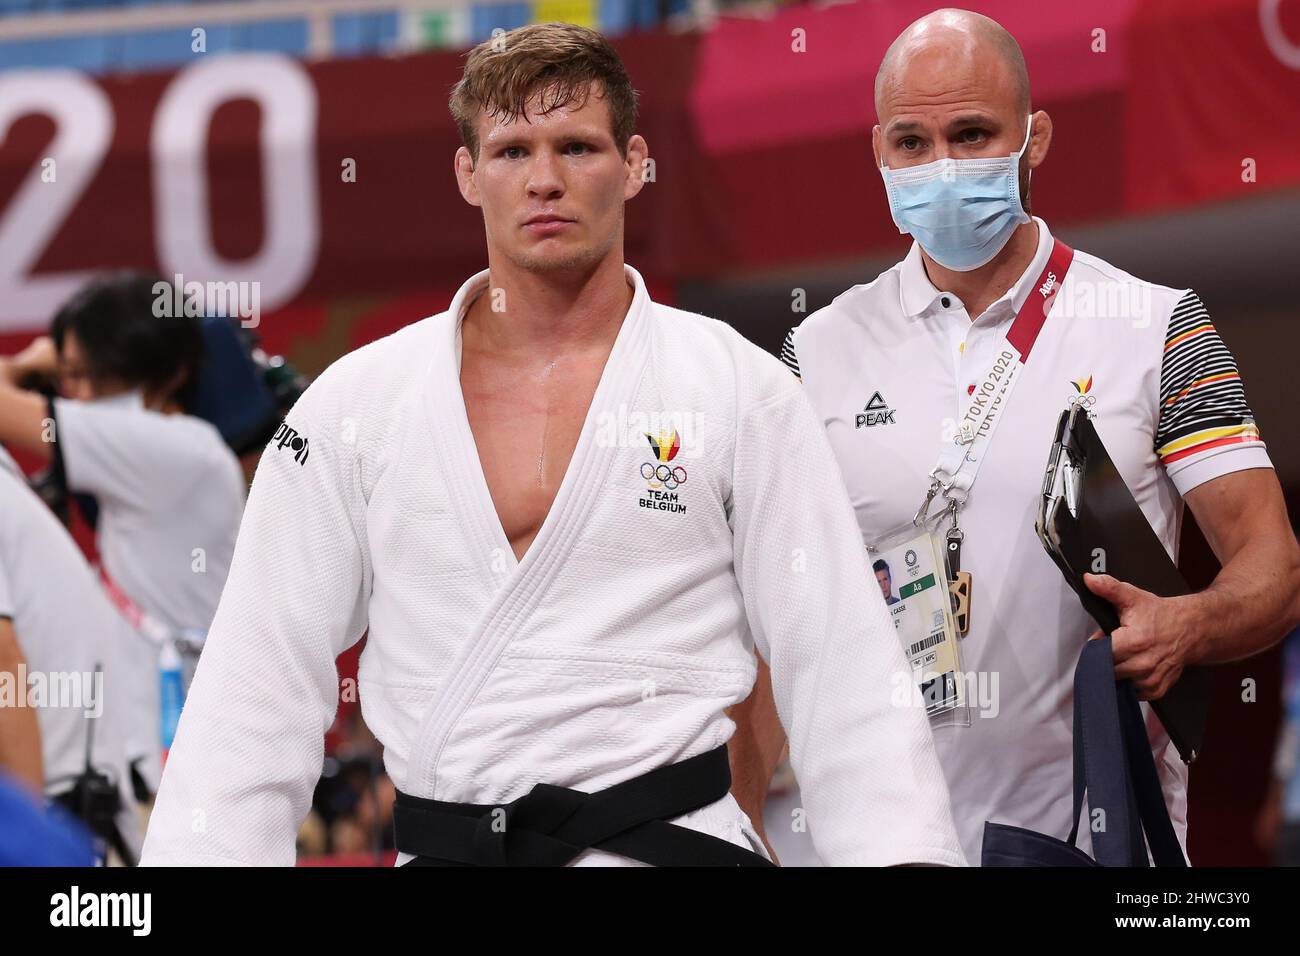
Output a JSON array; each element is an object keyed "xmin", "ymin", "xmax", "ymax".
[{"xmin": 142, "ymin": 265, "xmax": 966, "ymax": 867}]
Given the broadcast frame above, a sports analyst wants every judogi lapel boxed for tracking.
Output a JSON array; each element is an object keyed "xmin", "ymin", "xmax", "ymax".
[{"xmin": 408, "ymin": 268, "xmax": 653, "ymax": 797}]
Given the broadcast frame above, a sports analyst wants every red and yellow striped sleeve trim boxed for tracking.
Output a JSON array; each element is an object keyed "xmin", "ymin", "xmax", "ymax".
[{"xmin": 1157, "ymin": 423, "xmax": 1263, "ymax": 465}]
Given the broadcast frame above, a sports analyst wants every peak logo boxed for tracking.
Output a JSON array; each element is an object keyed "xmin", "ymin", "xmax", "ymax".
[{"xmin": 855, "ymin": 391, "xmax": 897, "ymax": 428}]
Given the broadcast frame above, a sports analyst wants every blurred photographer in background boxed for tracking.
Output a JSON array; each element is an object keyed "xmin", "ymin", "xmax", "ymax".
[{"xmin": 0, "ymin": 272, "xmax": 246, "ymax": 803}]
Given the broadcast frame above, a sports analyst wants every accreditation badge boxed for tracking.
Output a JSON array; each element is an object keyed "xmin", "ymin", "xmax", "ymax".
[{"xmin": 868, "ymin": 525, "xmax": 969, "ymax": 724}]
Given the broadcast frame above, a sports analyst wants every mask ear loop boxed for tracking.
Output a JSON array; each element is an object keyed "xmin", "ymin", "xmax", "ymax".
[
  {"xmin": 1018, "ymin": 112, "xmax": 1034, "ymax": 192},
  {"xmin": 1016, "ymin": 113, "xmax": 1034, "ymax": 158}
]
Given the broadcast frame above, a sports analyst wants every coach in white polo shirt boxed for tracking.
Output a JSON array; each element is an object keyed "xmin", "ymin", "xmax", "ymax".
[{"xmin": 738, "ymin": 9, "xmax": 1300, "ymax": 863}]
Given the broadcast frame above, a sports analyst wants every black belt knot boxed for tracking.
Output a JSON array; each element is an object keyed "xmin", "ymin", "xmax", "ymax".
[
  {"xmin": 394, "ymin": 744, "xmax": 772, "ymax": 867},
  {"xmin": 467, "ymin": 782, "xmax": 589, "ymax": 866}
]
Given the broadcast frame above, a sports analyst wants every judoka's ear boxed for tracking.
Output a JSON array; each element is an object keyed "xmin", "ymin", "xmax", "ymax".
[
  {"xmin": 623, "ymin": 135, "xmax": 650, "ymax": 200},
  {"xmin": 455, "ymin": 146, "xmax": 481, "ymax": 207}
]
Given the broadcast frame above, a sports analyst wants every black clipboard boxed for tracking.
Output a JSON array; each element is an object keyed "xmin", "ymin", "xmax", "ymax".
[{"xmin": 1036, "ymin": 403, "xmax": 1209, "ymax": 763}]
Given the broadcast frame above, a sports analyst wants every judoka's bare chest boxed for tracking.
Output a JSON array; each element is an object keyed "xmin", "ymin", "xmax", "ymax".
[{"xmin": 460, "ymin": 344, "xmax": 611, "ymax": 562}]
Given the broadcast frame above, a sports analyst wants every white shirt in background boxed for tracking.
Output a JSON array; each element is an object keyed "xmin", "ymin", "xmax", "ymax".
[
  {"xmin": 0, "ymin": 447, "xmax": 140, "ymax": 856},
  {"xmin": 52, "ymin": 390, "xmax": 246, "ymax": 790}
]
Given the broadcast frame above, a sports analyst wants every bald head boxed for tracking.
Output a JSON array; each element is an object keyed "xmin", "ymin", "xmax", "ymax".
[
  {"xmin": 875, "ymin": 9, "xmax": 1030, "ymax": 121},
  {"xmin": 870, "ymin": 5, "xmax": 1050, "ymax": 210}
]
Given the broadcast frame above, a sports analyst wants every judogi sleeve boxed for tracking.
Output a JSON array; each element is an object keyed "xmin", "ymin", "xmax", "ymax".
[
  {"xmin": 141, "ymin": 377, "xmax": 371, "ymax": 865},
  {"xmin": 731, "ymin": 381, "xmax": 966, "ymax": 866}
]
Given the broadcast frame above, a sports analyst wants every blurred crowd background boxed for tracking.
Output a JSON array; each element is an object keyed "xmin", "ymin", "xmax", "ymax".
[{"xmin": 1, "ymin": 0, "xmax": 1298, "ymax": 865}]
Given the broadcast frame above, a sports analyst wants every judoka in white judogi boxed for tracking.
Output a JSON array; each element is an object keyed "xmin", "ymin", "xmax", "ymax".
[{"xmin": 142, "ymin": 266, "xmax": 966, "ymax": 867}]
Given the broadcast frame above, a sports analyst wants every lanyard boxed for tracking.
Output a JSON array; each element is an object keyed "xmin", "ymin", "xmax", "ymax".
[
  {"xmin": 98, "ymin": 564, "xmax": 206, "ymax": 654},
  {"xmin": 98, "ymin": 564, "xmax": 173, "ymax": 646},
  {"xmin": 915, "ymin": 238, "xmax": 1075, "ymax": 547}
]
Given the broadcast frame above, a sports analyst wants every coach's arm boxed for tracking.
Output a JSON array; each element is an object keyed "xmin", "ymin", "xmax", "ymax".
[
  {"xmin": 727, "ymin": 655, "xmax": 785, "ymax": 859},
  {"xmin": 1085, "ymin": 467, "xmax": 1300, "ymax": 700},
  {"xmin": 0, "ymin": 617, "xmax": 44, "ymax": 793},
  {"xmin": 0, "ymin": 340, "xmax": 58, "ymax": 461}
]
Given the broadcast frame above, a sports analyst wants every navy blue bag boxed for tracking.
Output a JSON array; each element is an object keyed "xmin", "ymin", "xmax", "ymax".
[
  {"xmin": 186, "ymin": 315, "xmax": 280, "ymax": 454},
  {"xmin": 981, "ymin": 636, "xmax": 1187, "ymax": 867}
]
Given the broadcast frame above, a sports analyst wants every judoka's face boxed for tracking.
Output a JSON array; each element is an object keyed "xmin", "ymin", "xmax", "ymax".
[{"xmin": 455, "ymin": 83, "xmax": 649, "ymax": 274}]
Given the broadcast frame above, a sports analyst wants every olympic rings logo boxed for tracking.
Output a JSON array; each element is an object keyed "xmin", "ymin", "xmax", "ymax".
[{"xmin": 641, "ymin": 462, "xmax": 688, "ymax": 490}]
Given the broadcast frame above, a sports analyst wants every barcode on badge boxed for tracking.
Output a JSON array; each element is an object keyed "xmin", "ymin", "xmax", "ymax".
[{"xmin": 909, "ymin": 632, "xmax": 945, "ymax": 657}]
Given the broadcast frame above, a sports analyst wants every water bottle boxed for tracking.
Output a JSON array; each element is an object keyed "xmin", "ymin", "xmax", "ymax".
[{"xmin": 159, "ymin": 640, "xmax": 184, "ymax": 754}]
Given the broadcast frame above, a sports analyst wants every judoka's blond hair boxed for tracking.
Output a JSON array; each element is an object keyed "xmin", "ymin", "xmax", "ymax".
[{"xmin": 449, "ymin": 22, "xmax": 639, "ymax": 160}]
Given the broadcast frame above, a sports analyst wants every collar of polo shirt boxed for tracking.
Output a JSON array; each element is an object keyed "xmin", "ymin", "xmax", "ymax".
[{"xmin": 897, "ymin": 216, "xmax": 1057, "ymax": 323}]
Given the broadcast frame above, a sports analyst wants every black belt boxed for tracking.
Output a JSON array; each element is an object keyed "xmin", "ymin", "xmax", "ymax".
[{"xmin": 394, "ymin": 744, "xmax": 773, "ymax": 867}]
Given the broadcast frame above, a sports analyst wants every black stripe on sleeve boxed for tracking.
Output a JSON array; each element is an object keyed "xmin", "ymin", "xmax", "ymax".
[
  {"xmin": 1155, "ymin": 290, "xmax": 1258, "ymax": 454},
  {"xmin": 780, "ymin": 327, "xmax": 801, "ymax": 380}
]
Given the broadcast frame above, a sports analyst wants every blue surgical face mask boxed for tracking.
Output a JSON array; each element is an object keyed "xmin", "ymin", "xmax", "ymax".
[{"xmin": 879, "ymin": 116, "xmax": 1033, "ymax": 272}]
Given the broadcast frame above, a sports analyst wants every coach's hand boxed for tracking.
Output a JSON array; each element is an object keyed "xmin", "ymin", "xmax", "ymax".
[
  {"xmin": 1083, "ymin": 572, "xmax": 1202, "ymax": 701},
  {"xmin": 7, "ymin": 335, "xmax": 59, "ymax": 384},
  {"xmin": 18, "ymin": 335, "xmax": 58, "ymax": 372}
]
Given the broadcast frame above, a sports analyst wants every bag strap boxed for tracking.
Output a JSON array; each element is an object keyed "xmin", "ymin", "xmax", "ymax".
[
  {"xmin": 1118, "ymin": 678, "xmax": 1188, "ymax": 866},
  {"xmin": 1067, "ymin": 637, "xmax": 1143, "ymax": 864},
  {"xmin": 1067, "ymin": 637, "xmax": 1185, "ymax": 865}
]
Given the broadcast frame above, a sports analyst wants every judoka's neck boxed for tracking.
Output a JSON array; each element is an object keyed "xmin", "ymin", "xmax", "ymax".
[{"xmin": 466, "ymin": 255, "xmax": 633, "ymax": 352}]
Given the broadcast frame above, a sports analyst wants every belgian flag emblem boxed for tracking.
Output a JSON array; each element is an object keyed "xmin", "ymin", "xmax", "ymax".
[{"xmin": 645, "ymin": 430, "xmax": 681, "ymax": 463}]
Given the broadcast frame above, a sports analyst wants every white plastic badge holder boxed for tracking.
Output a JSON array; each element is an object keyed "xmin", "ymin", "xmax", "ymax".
[{"xmin": 868, "ymin": 522, "xmax": 970, "ymax": 728}]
